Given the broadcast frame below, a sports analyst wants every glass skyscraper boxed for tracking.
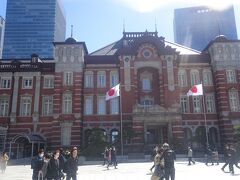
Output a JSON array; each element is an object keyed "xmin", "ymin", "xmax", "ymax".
[
  {"xmin": 2, "ymin": 0, "xmax": 66, "ymax": 59},
  {"xmin": 0, "ymin": 16, "xmax": 5, "ymax": 59},
  {"xmin": 174, "ymin": 6, "xmax": 238, "ymax": 51}
]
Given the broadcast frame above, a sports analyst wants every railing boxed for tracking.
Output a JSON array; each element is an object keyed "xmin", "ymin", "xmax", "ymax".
[{"xmin": 0, "ymin": 62, "xmax": 55, "ymax": 72}]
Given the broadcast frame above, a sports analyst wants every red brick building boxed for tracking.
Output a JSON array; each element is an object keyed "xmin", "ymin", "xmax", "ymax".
[{"xmin": 0, "ymin": 32, "xmax": 240, "ymax": 157}]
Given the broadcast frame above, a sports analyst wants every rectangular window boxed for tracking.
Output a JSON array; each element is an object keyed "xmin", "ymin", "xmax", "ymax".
[
  {"xmin": 142, "ymin": 78, "xmax": 151, "ymax": 91},
  {"xmin": 84, "ymin": 96, "xmax": 93, "ymax": 115},
  {"xmin": 63, "ymin": 93, "xmax": 72, "ymax": 114},
  {"xmin": 61, "ymin": 123, "xmax": 72, "ymax": 146},
  {"xmin": 178, "ymin": 74, "xmax": 187, "ymax": 87},
  {"xmin": 226, "ymin": 70, "xmax": 236, "ymax": 83},
  {"xmin": 42, "ymin": 96, "xmax": 53, "ymax": 116},
  {"xmin": 84, "ymin": 74, "xmax": 93, "ymax": 88},
  {"xmin": 64, "ymin": 72, "xmax": 73, "ymax": 85},
  {"xmin": 192, "ymin": 96, "xmax": 202, "ymax": 113},
  {"xmin": 97, "ymin": 73, "xmax": 106, "ymax": 87},
  {"xmin": 43, "ymin": 76, "xmax": 54, "ymax": 88},
  {"xmin": 110, "ymin": 72, "xmax": 118, "ymax": 87},
  {"xmin": 190, "ymin": 72, "xmax": 200, "ymax": 86},
  {"xmin": 97, "ymin": 96, "xmax": 105, "ymax": 114},
  {"xmin": 22, "ymin": 78, "xmax": 33, "ymax": 89},
  {"xmin": 0, "ymin": 97, "xmax": 9, "ymax": 117},
  {"xmin": 205, "ymin": 94, "xmax": 215, "ymax": 113},
  {"xmin": 203, "ymin": 72, "xmax": 213, "ymax": 86},
  {"xmin": 229, "ymin": 91, "xmax": 239, "ymax": 112},
  {"xmin": 20, "ymin": 96, "xmax": 31, "ymax": 116},
  {"xmin": 180, "ymin": 95, "xmax": 188, "ymax": 113},
  {"xmin": 0, "ymin": 78, "xmax": 11, "ymax": 89},
  {"xmin": 110, "ymin": 98, "xmax": 119, "ymax": 114}
]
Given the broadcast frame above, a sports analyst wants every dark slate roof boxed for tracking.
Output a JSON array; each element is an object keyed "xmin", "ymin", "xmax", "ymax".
[
  {"xmin": 84, "ymin": 55, "xmax": 119, "ymax": 64},
  {"xmin": 203, "ymin": 35, "xmax": 240, "ymax": 51},
  {"xmin": 90, "ymin": 32, "xmax": 200, "ymax": 56},
  {"xmin": 178, "ymin": 54, "xmax": 210, "ymax": 64},
  {"xmin": 90, "ymin": 41, "xmax": 122, "ymax": 56}
]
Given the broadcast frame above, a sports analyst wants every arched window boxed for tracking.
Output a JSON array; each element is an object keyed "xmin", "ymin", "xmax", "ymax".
[
  {"xmin": 209, "ymin": 127, "xmax": 218, "ymax": 146},
  {"xmin": 178, "ymin": 69, "xmax": 187, "ymax": 87},
  {"xmin": 184, "ymin": 128, "xmax": 192, "ymax": 146},
  {"xmin": 190, "ymin": 69, "xmax": 200, "ymax": 86},
  {"xmin": 203, "ymin": 69, "xmax": 213, "ymax": 86}
]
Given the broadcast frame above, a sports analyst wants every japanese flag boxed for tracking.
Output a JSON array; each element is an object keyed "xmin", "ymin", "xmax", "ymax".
[
  {"xmin": 187, "ymin": 84, "xmax": 203, "ymax": 96},
  {"xmin": 105, "ymin": 84, "xmax": 120, "ymax": 101}
]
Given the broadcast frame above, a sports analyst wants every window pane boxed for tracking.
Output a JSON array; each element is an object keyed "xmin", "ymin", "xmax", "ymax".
[
  {"xmin": 98, "ymin": 97, "xmax": 105, "ymax": 114},
  {"xmin": 85, "ymin": 97, "xmax": 93, "ymax": 115},
  {"xmin": 110, "ymin": 98, "xmax": 119, "ymax": 114},
  {"xmin": 142, "ymin": 78, "xmax": 151, "ymax": 91}
]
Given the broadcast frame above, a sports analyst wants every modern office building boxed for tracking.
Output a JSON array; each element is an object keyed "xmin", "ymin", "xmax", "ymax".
[
  {"xmin": 0, "ymin": 16, "xmax": 5, "ymax": 59},
  {"xmin": 174, "ymin": 5, "xmax": 238, "ymax": 51},
  {"xmin": 1, "ymin": 31, "xmax": 240, "ymax": 157},
  {"xmin": 2, "ymin": 0, "xmax": 66, "ymax": 59}
]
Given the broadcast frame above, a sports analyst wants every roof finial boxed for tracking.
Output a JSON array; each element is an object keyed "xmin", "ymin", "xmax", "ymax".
[
  {"xmin": 123, "ymin": 18, "xmax": 125, "ymax": 33},
  {"xmin": 155, "ymin": 17, "xmax": 158, "ymax": 32},
  {"xmin": 71, "ymin": 25, "xmax": 73, "ymax": 38}
]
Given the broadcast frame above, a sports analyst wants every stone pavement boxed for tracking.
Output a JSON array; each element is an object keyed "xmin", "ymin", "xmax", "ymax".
[{"xmin": 0, "ymin": 160, "xmax": 240, "ymax": 180}]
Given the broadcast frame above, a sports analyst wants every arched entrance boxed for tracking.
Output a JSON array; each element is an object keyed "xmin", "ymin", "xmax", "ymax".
[{"xmin": 9, "ymin": 134, "xmax": 46, "ymax": 158}]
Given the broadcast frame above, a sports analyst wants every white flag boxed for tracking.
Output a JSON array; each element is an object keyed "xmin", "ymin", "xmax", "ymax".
[
  {"xmin": 105, "ymin": 84, "xmax": 120, "ymax": 101},
  {"xmin": 187, "ymin": 84, "xmax": 203, "ymax": 96}
]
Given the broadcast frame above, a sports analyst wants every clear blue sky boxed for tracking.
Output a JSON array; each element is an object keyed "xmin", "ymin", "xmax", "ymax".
[{"xmin": 0, "ymin": 0, "xmax": 240, "ymax": 53}]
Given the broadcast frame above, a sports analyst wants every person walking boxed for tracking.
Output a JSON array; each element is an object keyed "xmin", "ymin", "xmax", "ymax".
[
  {"xmin": 0, "ymin": 151, "xmax": 9, "ymax": 173},
  {"xmin": 31, "ymin": 149, "xmax": 44, "ymax": 180},
  {"xmin": 151, "ymin": 148, "xmax": 164, "ymax": 180},
  {"xmin": 205, "ymin": 147, "xmax": 213, "ymax": 166},
  {"xmin": 46, "ymin": 150, "xmax": 60, "ymax": 180},
  {"xmin": 221, "ymin": 144, "xmax": 231, "ymax": 172},
  {"xmin": 161, "ymin": 143, "xmax": 176, "ymax": 180},
  {"xmin": 59, "ymin": 148, "xmax": 66, "ymax": 179},
  {"xmin": 187, "ymin": 147, "xmax": 195, "ymax": 165},
  {"xmin": 150, "ymin": 145, "xmax": 159, "ymax": 173},
  {"xmin": 38, "ymin": 153, "xmax": 51, "ymax": 180},
  {"xmin": 64, "ymin": 147, "xmax": 78, "ymax": 180},
  {"xmin": 102, "ymin": 147, "xmax": 109, "ymax": 166}
]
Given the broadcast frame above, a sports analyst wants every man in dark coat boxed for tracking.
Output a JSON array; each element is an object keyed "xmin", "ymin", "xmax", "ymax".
[
  {"xmin": 65, "ymin": 147, "xmax": 78, "ymax": 180},
  {"xmin": 31, "ymin": 149, "xmax": 44, "ymax": 180},
  {"xmin": 46, "ymin": 150, "xmax": 60, "ymax": 180},
  {"xmin": 161, "ymin": 143, "xmax": 176, "ymax": 180}
]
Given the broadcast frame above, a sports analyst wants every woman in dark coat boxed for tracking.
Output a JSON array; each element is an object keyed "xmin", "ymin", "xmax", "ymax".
[{"xmin": 46, "ymin": 150, "xmax": 60, "ymax": 180}]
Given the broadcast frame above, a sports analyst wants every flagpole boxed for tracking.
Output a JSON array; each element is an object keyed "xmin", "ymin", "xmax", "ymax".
[
  {"xmin": 202, "ymin": 83, "xmax": 209, "ymax": 148},
  {"xmin": 119, "ymin": 84, "xmax": 124, "ymax": 156}
]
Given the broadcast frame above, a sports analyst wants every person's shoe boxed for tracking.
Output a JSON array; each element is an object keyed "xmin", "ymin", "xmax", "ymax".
[
  {"xmin": 221, "ymin": 168, "xmax": 224, "ymax": 172},
  {"xmin": 193, "ymin": 161, "xmax": 195, "ymax": 164}
]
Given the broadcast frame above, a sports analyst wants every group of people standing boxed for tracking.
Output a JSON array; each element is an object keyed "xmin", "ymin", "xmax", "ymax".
[
  {"xmin": 31, "ymin": 147, "xmax": 78, "ymax": 180},
  {"xmin": 102, "ymin": 146, "xmax": 117, "ymax": 170},
  {"xmin": 0, "ymin": 151, "xmax": 9, "ymax": 173},
  {"xmin": 150, "ymin": 143, "xmax": 176, "ymax": 180}
]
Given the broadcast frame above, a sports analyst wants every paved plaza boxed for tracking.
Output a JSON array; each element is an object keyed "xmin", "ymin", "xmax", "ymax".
[{"xmin": 0, "ymin": 160, "xmax": 240, "ymax": 180}]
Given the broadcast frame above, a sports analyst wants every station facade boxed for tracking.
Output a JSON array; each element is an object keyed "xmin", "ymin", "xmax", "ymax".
[{"xmin": 0, "ymin": 31, "xmax": 240, "ymax": 157}]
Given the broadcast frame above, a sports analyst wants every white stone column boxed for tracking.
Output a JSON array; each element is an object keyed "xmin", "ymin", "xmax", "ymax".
[
  {"xmin": 10, "ymin": 75, "xmax": 20, "ymax": 123},
  {"xmin": 33, "ymin": 74, "xmax": 41, "ymax": 122}
]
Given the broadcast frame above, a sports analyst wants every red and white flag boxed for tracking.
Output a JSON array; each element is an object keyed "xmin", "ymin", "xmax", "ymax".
[
  {"xmin": 187, "ymin": 84, "xmax": 203, "ymax": 96},
  {"xmin": 105, "ymin": 84, "xmax": 120, "ymax": 101}
]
